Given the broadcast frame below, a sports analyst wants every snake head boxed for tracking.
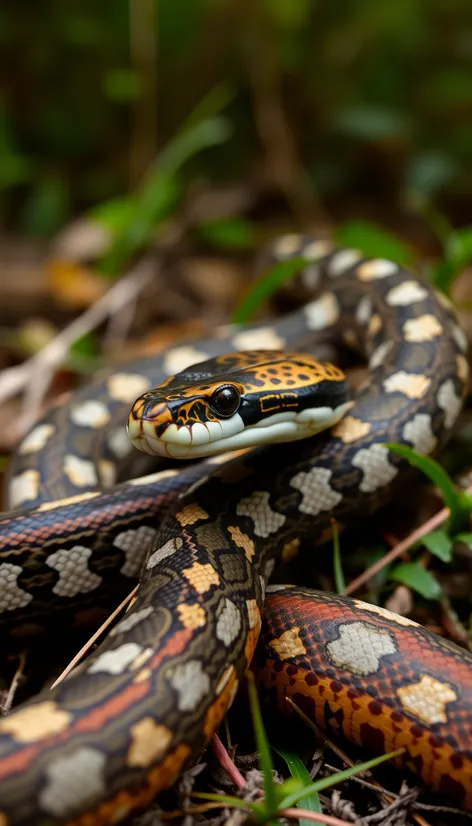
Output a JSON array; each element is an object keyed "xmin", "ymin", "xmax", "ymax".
[{"xmin": 127, "ymin": 350, "xmax": 351, "ymax": 459}]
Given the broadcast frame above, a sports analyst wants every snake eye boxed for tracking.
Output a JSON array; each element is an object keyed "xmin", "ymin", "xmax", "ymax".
[{"xmin": 209, "ymin": 385, "xmax": 241, "ymax": 418}]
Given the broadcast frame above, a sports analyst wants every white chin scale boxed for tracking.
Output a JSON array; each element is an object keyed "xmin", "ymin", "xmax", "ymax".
[{"xmin": 130, "ymin": 402, "xmax": 352, "ymax": 460}]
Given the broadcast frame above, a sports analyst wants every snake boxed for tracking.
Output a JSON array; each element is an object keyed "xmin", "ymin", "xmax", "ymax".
[{"xmin": 0, "ymin": 234, "xmax": 470, "ymax": 824}]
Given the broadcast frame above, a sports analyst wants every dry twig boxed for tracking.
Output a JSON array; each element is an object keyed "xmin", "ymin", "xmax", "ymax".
[
  {"xmin": 50, "ymin": 586, "xmax": 138, "ymax": 688},
  {"xmin": 0, "ymin": 260, "xmax": 156, "ymax": 435},
  {"xmin": 1, "ymin": 651, "xmax": 28, "ymax": 715},
  {"xmin": 345, "ymin": 500, "xmax": 465, "ymax": 595},
  {"xmin": 0, "ymin": 182, "xmax": 257, "ymax": 440}
]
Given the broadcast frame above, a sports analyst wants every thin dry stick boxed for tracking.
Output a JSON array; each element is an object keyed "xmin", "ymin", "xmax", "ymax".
[
  {"xmin": 0, "ymin": 184, "xmax": 257, "ymax": 435},
  {"xmin": 279, "ymin": 808, "xmax": 355, "ymax": 826},
  {"xmin": 2, "ymin": 651, "xmax": 27, "ymax": 715},
  {"xmin": 286, "ymin": 697, "xmax": 433, "ymax": 826},
  {"xmin": 52, "ymin": 589, "xmax": 247, "ymax": 792},
  {"xmin": 285, "ymin": 697, "xmax": 355, "ymax": 768},
  {"xmin": 345, "ymin": 503, "xmax": 453, "ymax": 595},
  {"xmin": 363, "ymin": 789, "xmax": 419, "ymax": 824},
  {"xmin": 0, "ymin": 260, "xmax": 156, "ymax": 430},
  {"xmin": 19, "ymin": 260, "xmax": 156, "ymax": 434},
  {"xmin": 50, "ymin": 586, "xmax": 138, "ymax": 688},
  {"xmin": 102, "ymin": 283, "xmax": 144, "ymax": 353}
]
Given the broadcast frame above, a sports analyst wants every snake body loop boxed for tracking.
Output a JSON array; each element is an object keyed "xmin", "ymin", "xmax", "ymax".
[{"xmin": 0, "ymin": 236, "xmax": 470, "ymax": 824}]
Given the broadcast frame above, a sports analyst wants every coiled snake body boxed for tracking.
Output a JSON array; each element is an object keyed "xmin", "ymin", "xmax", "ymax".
[{"xmin": 0, "ymin": 235, "xmax": 471, "ymax": 824}]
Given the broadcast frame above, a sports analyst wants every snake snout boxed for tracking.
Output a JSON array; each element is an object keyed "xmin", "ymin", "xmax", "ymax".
[{"xmin": 127, "ymin": 394, "xmax": 174, "ymax": 456}]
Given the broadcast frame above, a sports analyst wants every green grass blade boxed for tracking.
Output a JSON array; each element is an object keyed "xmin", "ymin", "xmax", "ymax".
[
  {"xmin": 191, "ymin": 792, "xmax": 257, "ymax": 812},
  {"xmin": 247, "ymin": 673, "xmax": 278, "ymax": 817},
  {"xmin": 277, "ymin": 748, "xmax": 405, "ymax": 809},
  {"xmin": 335, "ymin": 220, "xmax": 415, "ymax": 266},
  {"xmin": 156, "ymin": 116, "xmax": 231, "ymax": 180},
  {"xmin": 179, "ymin": 81, "xmax": 236, "ymax": 132},
  {"xmin": 331, "ymin": 519, "xmax": 345, "ymax": 595},
  {"xmin": 231, "ymin": 256, "xmax": 310, "ymax": 323},
  {"xmin": 273, "ymin": 746, "xmax": 322, "ymax": 826},
  {"xmin": 98, "ymin": 116, "xmax": 231, "ymax": 276}
]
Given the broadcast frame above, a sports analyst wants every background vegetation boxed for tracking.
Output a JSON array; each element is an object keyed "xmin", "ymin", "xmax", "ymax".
[
  {"xmin": 2, "ymin": 0, "xmax": 472, "ymax": 239},
  {"xmin": 3, "ymin": 4, "xmax": 472, "ymax": 821}
]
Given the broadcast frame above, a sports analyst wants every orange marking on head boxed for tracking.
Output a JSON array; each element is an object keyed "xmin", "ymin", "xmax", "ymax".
[
  {"xmin": 130, "ymin": 352, "xmax": 346, "ymax": 437},
  {"xmin": 260, "ymin": 393, "xmax": 299, "ymax": 413},
  {"xmin": 246, "ymin": 355, "xmax": 345, "ymax": 395}
]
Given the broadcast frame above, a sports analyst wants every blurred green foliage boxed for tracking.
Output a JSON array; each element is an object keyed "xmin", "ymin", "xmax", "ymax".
[{"xmin": 2, "ymin": 0, "xmax": 472, "ymax": 236}]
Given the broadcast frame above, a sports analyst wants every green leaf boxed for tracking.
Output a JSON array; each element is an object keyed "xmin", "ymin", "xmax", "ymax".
[
  {"xmin": 157, "ymin": 116, "xmax": 231, "ymax": 179},
  {"xmin": 98, "ymin": 116, "xmax": 231, "ymax": 276},
  {"xmin": 21, "ymin": 177, "xmax": 70, "ymax": 237},
  {"xmin": 198, "ymin": 217, "xmax": 257, "ymax": 249},
  {"xmin": 413, "ymin": 201, "xmax": 453, "ymax": 249},
  {"xmin": 422, "ymin": 529, "xmax": 453, "ymax": 562},
  {"xmin": 385, "ymin": 443, "xmax": 468, "ymax": 533},
  {"xmin": 389, "ymin": 562, "xmax": 442, "ymax": 599},
  {"xmin": 426, "ymin": 69, "xmax": 472, "ymax": 107},
  {"xmin": 231, "ymin": 256, "xmax": 310, "ymax": 324},
  {"xmin": 429, "ymin": 258, "xmax": 458, "ymax": 294},
  {"xmin": 264, "ymin": 0, "xmax": 311, "ymax": 28},
  {"xmin": 446, "ymin": 227, "xmax": 472, "ymax": 270},
  {"xmin": 0, "ymin": 103, "xmax": 34, "ymax": 188},
  {"xmin": 455, "ymin": 532, "xmax": 472, "ymax": 549},
  {"xmin": 429, "ymin": 226, "xmax": 472, "ymax": 293},
  {"xmin": 103, "ymin": 69, "xmax": 141, "ymax": 102},
  {"xmin": 405, "ymin": 151, "xmax": 458, "ymax": 198},
  {"xmin": 273, "ymin": 777, "xmax": 305, "ymax": 807},
  {"xmin": 247, "ymin": 673, "xmax": 278, "ymax": 817},
  {"xmin": 179, "ymin": 81, "xmax": 236, "ymax": 132},
  {"xmin": 70, "ymin": 332, "xmax": 98, "ymax": 359},
  {"xmin": 0, "ymin": 150, "xmax": 33, "ymax": 188},
  {"xmin": 335, "ymin": 221, "xmax": 414, "ymax": 267},
  {"xmin": 277, "ymin": 748, "xmax": 405, "ymax": 809},
  {"xmin": 196, "ymin": 750, "xmax": 406, "ymax": 820},
  {"xmin": 90, "ymin": 197, "xmax": 138, "ymax": 233},
  {"xmin": 191, "ymin": 792, "xmax": 258, "ymax": 812},
  {"xmin": 98, "ymin": 177, "xmax": 181, "ymax": 276},
  {"xmin": 333, "ymin": 106, "xmax": 411, "ymax": 140},
  {"xmin": 459, "ymin": 492, "xmax": 472, "ymax": 511},
  {"xmin": 273, "ymin": 747, "xmax": 322, "ymax": 826}
]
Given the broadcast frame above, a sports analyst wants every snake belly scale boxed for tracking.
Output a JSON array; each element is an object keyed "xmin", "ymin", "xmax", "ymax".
[{"xmin": 0, "ymin": 236, "xmax": 469, "ymax": 823}]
